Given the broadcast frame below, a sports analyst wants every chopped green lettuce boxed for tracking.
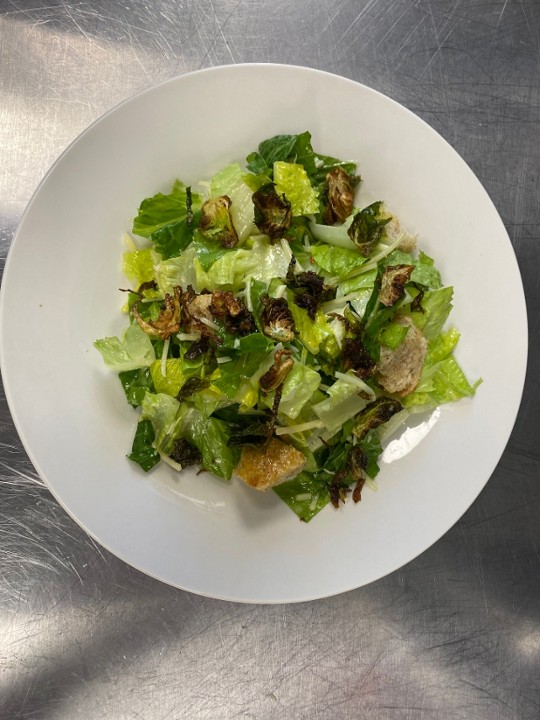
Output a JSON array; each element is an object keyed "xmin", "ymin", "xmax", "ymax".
[
  {"xmin": 288, "ymin": 303, "xmax": 334, "ymax": 355},
  {"xmin": 140, "ymin": 392, "xmax": 185, "ymax": 454},
  {"xmin": 132, "ymin": 180, "xmax": 202, "ymax": 238},
  {"xmin": 122, "ymin": 249, "xmax": 155, "ymax": 285},
  {"xmin": 119, "ymin": 367, "xmax": 154, "ymax": 407},
  {"xmin": 273, "ymin": 471, "xmax": 330, "ymax": 522},
  {"xmin": 310, "ymin": 244, "xmax": 366, "ymax": 279},
  {"xmin": 182, "ymin": 412, "xmax": 239, "ymax": 480},
  {"xmin": 276, "ymin": 362, "xmax": 321, "ymax": 420},
  {"xmin": 313, "ymin": 379, "xmax": 368, "ymax": 434},
  {"xmin": 205, "ymin": 237, "xmax": 290, "ymax": 290},
  {"xmin": 385, "ymin": 249, "xmax": 442, "ymax": 289},
  {"xmin": 404, "ymin": 328, "xmax": 479, "ymax": 408},
  {"xmin": 380, "ymin": 319, "xmax": 409, "ymax": 349},
  {"xmin": 94, "ymin": 323, "xmax": 155, "ymax": 372},
  {"xmin": 274, "ymin": 162, "xmax": 319, "ymax": 216},
  {"xmin": 150, "ymin": 359, "xmax": 185, "ymax": 397},
  {"xmin": 412, "ymin": 286, "xmax": 454, "ymax": 340},
  {"xmin": 151, "ymin": 211, "xmax": 201, "ymax": 260},
  {"xmin": 309, "ymin": 218, "xmax": 357, "ymax": 249},
  {"xmin": 154, "ymin": 246, "xmax": 198, "ymax": 295},
  {"xmin": 128, "ymin": 419, "xmax": 160, "ymax": 472},
  {"xmin": 245, "ymin": 131, "xmax": 356, "ymax": 194},
  {"xmin": 210, "ymin": 163, "xmax": 257, "ymax": 242}
]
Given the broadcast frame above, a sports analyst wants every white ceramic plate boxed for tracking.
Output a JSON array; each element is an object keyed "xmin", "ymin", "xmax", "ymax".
[{"xmin": 0, "ymin": 64, "xmax": 527, "ymax": 603}]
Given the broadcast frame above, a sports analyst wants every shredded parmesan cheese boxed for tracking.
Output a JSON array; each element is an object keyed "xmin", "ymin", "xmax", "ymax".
[
  {"xmin": 160, "ymin": 338, "xmax": 170, "ymax": 377},
  {"xmin": 275, "ymin": 420, "xmax": 324, "ymax": 436}
]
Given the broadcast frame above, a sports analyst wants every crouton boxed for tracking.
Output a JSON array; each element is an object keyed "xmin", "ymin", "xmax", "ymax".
[
  {"xmin": 235, "ymin": 437, "xmax": 306, "ymax": 491},
  {"xmin": 378, "ymin": 316, "xmax": 427, "ymax": 396},
  {"xmin": 384, "ymin": 215, "xmax": 417, "ymax": 253}
]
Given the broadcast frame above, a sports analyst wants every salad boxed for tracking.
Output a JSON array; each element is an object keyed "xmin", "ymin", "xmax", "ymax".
[{"xmin": 95, "ymin": 131, "xmax": 479, "ymax": 522}]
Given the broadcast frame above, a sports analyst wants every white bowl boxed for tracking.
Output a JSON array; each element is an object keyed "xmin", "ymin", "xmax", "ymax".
[{"xmin": 0, "ymin": 64, "xmax": 527, "ymax": 603}]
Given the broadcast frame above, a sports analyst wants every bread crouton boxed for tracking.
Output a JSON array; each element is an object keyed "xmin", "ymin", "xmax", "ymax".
[
  {"xmin": 378, "ymin": 316, "xmax": 427, "ymax": 396},
  {"xmin": 384, "ymin": 215, "xmax": 417, "ymax": 253},
  {"xmin": 235, "ymin": 437, "xmax": 306, "ymax": 491}
]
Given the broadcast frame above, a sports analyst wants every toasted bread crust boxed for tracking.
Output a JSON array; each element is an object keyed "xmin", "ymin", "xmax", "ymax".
[
  {"xmin": 235, "ymin": 437, "xmax": 306, "ymax": 491},
  {"xmin": 378, "ymin": 316, "xmax": 427, "ymax": 396}
]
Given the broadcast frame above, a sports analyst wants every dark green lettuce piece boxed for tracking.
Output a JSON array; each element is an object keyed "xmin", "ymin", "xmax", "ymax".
[
  {"xmin": 133, "ymin": 180, "xmax": 201, "ymax": 238},
  {"xmin": 119, "ymin": 367, "xmax": 154, "ymax": 407},
  {"xmin": 384, "ymin": 249, "xmax": 442, "ymax": 289},
  {"xmin": 246, "ymin": 132, "xmax": 356, "ymax": 193},
  {"xmin": 151, "ymin": 210, "xmax": 202, "ymax": 259},
  {"xmin": 128, "ymin": 419, "xmax": 160, "ymax": 472},
  {"xmin": 273, "ymin": 472, "xmax": 330, "ymax": 522},
  {"xmin": 184, "ymin": 414, "xmax": 239, "ymax": 481}
]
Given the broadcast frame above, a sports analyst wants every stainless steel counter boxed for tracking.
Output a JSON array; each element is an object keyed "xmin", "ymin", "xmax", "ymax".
[{"xmin": 1, "ymin": 1, "xmax": 539, "ymax": 718}]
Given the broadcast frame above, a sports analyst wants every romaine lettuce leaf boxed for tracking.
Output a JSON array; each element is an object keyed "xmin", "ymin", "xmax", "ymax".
[
  {"xmin": 310, "ymin": 244, "xmax": 366, "ymax": 279},
  {"xmin": 248, "ymin": 278, "xmax": 268, "ymax": 332},
  {"xmin": 191, "ymin": 233, "xmax": 232, "ymax": 272},
  {"xmin": 210, "ymin": 163, "xmax": 257, "ymax": 241},
  {"xmin": 246, "ymin": 134, "xmax": 299, "ymax": 174},
  {"xmin": 288, "ymin": 303, "xmax": 334, "ymax": 355},
  {"xmin": 385, "ymin": 249, "xmax": 442, "ymax": 289},
  {"xmin": 151, "ymin": 211, "xmax": 202, "ymax": 260},
  {"xmin": 213, "ymin": 355, "xmax": 266, "ymax": 400},
  {"xmin": 337, "ymin": 267, "xmax": 378, "ymax": 298},
  {"xmin": 94, "ymin": 323, "xmax": 155, "ymax": 372},
  {"xmin": 272, "ymin": 471, "xmax": 330, "ymax": 522},
  {"xmin": 122, "ymin": 249, "xmax": 155, "ymax": 285},
  {"xmin": 183, "ymin": 412, "xmax": 239, "ymax": 480},
  {"xmin": 274, "ymin": 162, "xmax": 319, "ymax": 216},
  {"xmin": 413, "ymin": 286, "xmax": 454, "ymax": 340},
  {"xmin": 128, "ymin": 419, "xmax": 160, "ymax": 472},
  {"xmin": 154, "ymin": 245, "xmax": 198, "ymax": 295},
  {"xmin": 246, "ymin": 131, "xmax": 356, "ymax": 191},
  {"xmin": 309, "ymin": 217, "xmax": 357, "ymax": 250},
  {"xmin": 150, "ymin": 359, "xmax": 185, "ymax": 397},
  {"xmin": 379, "ymin": 319, "xmax": 409, "ymax": 349},
  {"xmin": 358, "ymin": 429, "xmax": 383, "ymax": 479},
  {"xmin": 276, "ymin": 362, "xmax": 321, "ymax": 420},
  {"xmin": 404, "ymin": 354, "xmax": 478, "ymax": 407},
  {"xmin": 132, "ymin": 180, "xmax": 202, "ymax": 238},
  {"xmin": 426, "ymin": 327, "xmax": 460, "ymax": 363},
  {"xmin": 403, "ymin": 328, "xmax": 478, "ymax": 408},
  {"xmin": 313, "ymin": 379, "xmax": 367, "ymax": 434},
  {"xmin": 119, "ymin": 367, "xmax": 154, "ymax": 407},
  {"xmin": 205, "ymin": 237, "xmax": 290, "ymax": 290},
  {"xmin": 140, "ymin": 392, "xmax": 185, "ymax": 454}
]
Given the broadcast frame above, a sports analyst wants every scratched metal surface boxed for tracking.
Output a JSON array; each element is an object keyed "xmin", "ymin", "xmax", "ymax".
[{"xmin": 1, "ymin": 0, "xmax": 539, "ymax": 718}]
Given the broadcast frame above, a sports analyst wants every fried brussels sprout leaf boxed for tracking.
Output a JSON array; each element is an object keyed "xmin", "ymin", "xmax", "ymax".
[
  {"xmin": 379, "ymin": 264, "xmax": 415, "ymax": 307},
  {"xmin": 260, "ymin": 295, "xmax": 296, "ymax": 342},
  {"xmin": 322, "ymin": 167, "xmax": 360, "ymax": 225},
  {"xmin": 341, "ymin": 337, "xmax": 377, "ymax": 377},
  {"xmin": 132, "ymin": 286, "xmax": 182, "ymax": 340},
  {"xmin": 347, "ymin": 201, "xmax": 391, "ymax": 256},
  {"xmin": 259, "ymin": 350, "xmax": 294, "ymax": 393},
  {"xmin": 252, "ymin": 184, "xmax": 292, "ymax": 239},
  {"xmin": 199, "ymin": 195, "xmax": 239, "ymax": 248},
  {"xmin": 169, "ymin": 438, "xmax": 203, "ymax": 467},
  {"xmin": 286, "ymin": 259, "xmax": 336, "ymax": 320},
  {"xmin": 176, "ymin": 377, "xmax": 210, "ymax": 404},
  {"xmin": 209, "ymin": 290, "xmax": 256, "ymax": 336},
  {"xmin": 352, "ymin": 397, "xmax": 403, "ymax": 440}
]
